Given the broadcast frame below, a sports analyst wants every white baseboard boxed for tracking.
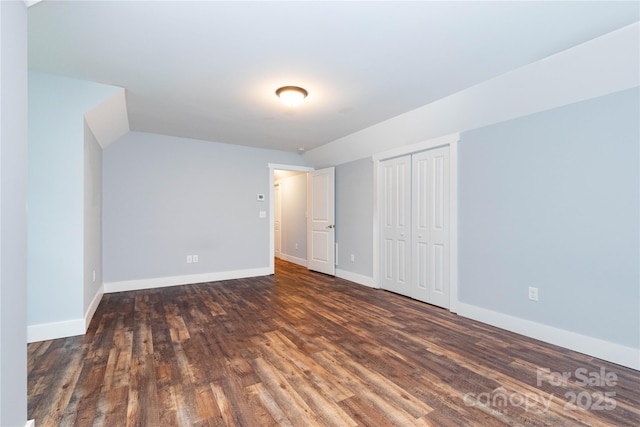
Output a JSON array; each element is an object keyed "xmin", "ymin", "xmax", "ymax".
[
  {"xmin": 104, "ymin": 267, "xmax": 272, "ymax": 294},
  {"xmin": 456, "ymin": 302, "xmax": 640, "ymax": 371},
  {"xmin": 27, "ymin": 269, "xmax": 272, "ymax": 343},
  {"xmin": 336, "ymin": 269, "xmax": 377, "ymax": 288},
  {"xmin": 27, "ymin": 285, "xmax": 103, "ymax": 343},
  {"xmin": 280, "ymin": 254, "xmax": 307, "ymax": 267},
  {"xmin": 27, "ymin": 318, "xmax": 84, "ymax": 343},
  {"xmin": 84, "ymin": 284, "xmax": 104, "ymax": 330},
  {"xmin": 26, "ymin": 420, "xmax": 35, "ymax": 427},
  {"xmin": 27, "ymin": 285, "xmax": 104, "ymax": 342},
  {"xmin": 36, "ymin": 267, "xmax": 637, "ymax": 371}
]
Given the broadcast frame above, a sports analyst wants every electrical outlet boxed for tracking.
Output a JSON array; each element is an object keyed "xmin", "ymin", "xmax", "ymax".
[
  {"xmin": 187, "ymin": 255, "xmax": 193, "ymax": 264},
  {"xmin": 350, "ymin": 254, "xmax": 355, "ymax": 262},
  {"xmin": 193, "ymin": 255, "xmax": 198, "ymax": 263},
  {"xmin": 528, "ymin": 286, "xmax": 539, "ymax": 301}
]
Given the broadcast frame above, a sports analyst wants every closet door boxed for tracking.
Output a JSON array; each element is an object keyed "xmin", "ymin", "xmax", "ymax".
[
  {"xmin": 412, "ymin": 146, "xmax": 450, "ymax": 308},
  {"xmin": 380, "ymin": 156, "xmax": 412, "ymax": 295}
]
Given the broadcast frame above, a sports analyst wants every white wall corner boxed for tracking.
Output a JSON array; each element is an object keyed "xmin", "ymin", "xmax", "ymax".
[
  {"xmin": 84, "ymin": 90, "xmax": 130, "ymax": 148},
  {"xmin": 84, "ymin": 283, "xmax": 104, "ymax": 331}
]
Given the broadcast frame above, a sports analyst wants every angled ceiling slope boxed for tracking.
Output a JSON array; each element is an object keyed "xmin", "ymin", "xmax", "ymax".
[
  {"xmin": 84, "ymin": 91, "xmax": 129, "ymax": 149},
  {"xmin": 28, "ymin": 1, "xmax": 640, "ymax": 153}
]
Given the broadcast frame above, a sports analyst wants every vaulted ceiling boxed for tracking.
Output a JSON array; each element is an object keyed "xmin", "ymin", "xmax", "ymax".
[{"xmin": 28, "ymin": 1, "xmax": 639, "ymax": 153}]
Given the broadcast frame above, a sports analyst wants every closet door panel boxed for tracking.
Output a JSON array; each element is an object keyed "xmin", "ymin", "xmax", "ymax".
[
  {"xmin": 412, "ymin": 146, "xmax": 450, "ymax": 308},
  {"xmin": 380, "ymin": 156, "xmax": 412, "ymax": 296}
]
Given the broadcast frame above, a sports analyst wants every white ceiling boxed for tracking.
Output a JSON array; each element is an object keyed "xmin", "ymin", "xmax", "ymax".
[{"xmin": 28, "ymin": 1, "xmax": 639, "ymax": 153}]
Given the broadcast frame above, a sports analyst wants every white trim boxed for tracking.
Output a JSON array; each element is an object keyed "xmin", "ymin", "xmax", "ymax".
[
  {"xmin": 456, "ymin": 302, "xmax": 640, "ymax": 371},
  {"xmin": 104, "ymin": 267, "xmax": 272, "ymax": 293},
  {"xmin": 336, "ymin": 269, "xmax": 377, "ymax": 289},
  {"xmin": 280, "ymin": 253, "xmax": 307, "ymax": 267},
  {"xmin": 25, "ymin": 420, "xmax": 35, "ymax": 427},
  {"xmin": 372, "ymin": 133, "xmax": 459, "ymax": 162},
  {"xmin": 448, "ymin": 138, "xmax": 459, "ymax": 314},
  {"xmin": 27, "ymin": 269, "xmax": 270, "ymax": 343},
  {"xmin": 28, "ymin": 319, "xmax": 85, "ymax": 343},
  {"xmin": 84, "ymin": 283, "xmax": 104, "ymax": 330},
  {"xmin": 372, "ymin": 133, "xmax": 460, "ymax": 310},
  {"xmin": 372, "ymin": 158, "xmax": 379, "ymax": 288},
  {"xmin": 268, "ymin": 163, "xmax": 313, "ymax": 173},
  {"xmin": 28, "ymin": 284, "xmax": 103, "ymax": 343},
  {"xmin": 268, "ymin": 163, "xmax": 314, "ymax": 274}
]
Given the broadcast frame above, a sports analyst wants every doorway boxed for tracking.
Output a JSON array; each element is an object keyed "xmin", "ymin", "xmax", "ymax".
[
  {"xmin": 273, "ymin": 168, "xmax": 308, "ymax": 267},
  {"xmin": 268, "ymin": 164, "xmax": 335, "ymax": 276}
]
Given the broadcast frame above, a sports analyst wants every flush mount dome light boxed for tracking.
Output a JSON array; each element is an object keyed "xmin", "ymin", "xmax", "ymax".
[{"xmin": 276, "ymin": 86, "xmax": 308, "ymax": 107}]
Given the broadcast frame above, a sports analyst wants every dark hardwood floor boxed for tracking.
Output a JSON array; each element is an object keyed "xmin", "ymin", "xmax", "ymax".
[{"xmin": 28, "ymin": 259, "xmax": 640, "ymax": 426}]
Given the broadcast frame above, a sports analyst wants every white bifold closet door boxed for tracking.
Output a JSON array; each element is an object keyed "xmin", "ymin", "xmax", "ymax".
[
  {"xmin": 411, "ymin": 146, "xmax": 450, "ymax": 308},
  {"xmin": 380, "ymin": 156, "xmax": 412, "ymax": 296},
  {"xmin": 380, "ymin": 145, "xmax": 450, "ymax": 309}
]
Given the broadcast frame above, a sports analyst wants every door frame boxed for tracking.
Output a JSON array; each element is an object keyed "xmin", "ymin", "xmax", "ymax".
[
  {"xmin": 268, "ymin": 163, "xmax": 314, "ymax": 274},
  {"xmin": 274, "ymin": 182, "xmax": 282, "ymax": 260},
  {"xmin": 372, "ymin": 133, "xmax": 460, "ymax": 313}
]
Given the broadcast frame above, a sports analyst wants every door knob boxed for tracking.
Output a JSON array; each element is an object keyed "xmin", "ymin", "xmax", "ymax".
[{"xmin": 327, "ymin": 224, "xmax": 335, "ymax": 229}]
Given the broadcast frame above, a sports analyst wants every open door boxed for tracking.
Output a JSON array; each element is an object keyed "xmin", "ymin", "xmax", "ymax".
[{"xmin": 307, "ymin": 167, "xmax": 335, "ymax": 275}]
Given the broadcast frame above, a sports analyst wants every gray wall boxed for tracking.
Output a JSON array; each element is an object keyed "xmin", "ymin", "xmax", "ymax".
[
  {"xmin": 335, "ymin": 158, "xmax": 374, "ymax": 277},
  {"xmin": 103, "ymin": 131, "xmax": 306, "ymax": 283},
  {"xmin": 278, "ymin": 173, "xmax": 307, "ymax": 262},
  {"xmin": 458, "ymin": 87, "xmax": 639, "ymax": 347},
  {"xmin": 84, "ymin": 122, "xmax": 103, "ymax": 313},
  {"xmin": 0, "ymin": 1, "xmax": 28, "ymax": 425},
  {"xmin": 28, "ymin": 71, "xmax": 120, "ymax": 327}
]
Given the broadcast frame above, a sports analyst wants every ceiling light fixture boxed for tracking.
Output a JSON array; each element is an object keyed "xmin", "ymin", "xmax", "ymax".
[{"xmin": 276, "ymin": 86, "xmax": 308, "ymax": 107}]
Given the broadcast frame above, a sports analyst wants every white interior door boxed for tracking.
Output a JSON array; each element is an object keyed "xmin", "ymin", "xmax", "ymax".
[
  {"xmin": 380, "ymin": 156, "xmax": 412, "ymax": 295},
  {"xmin": 307, "ymin": 167, "xmax": 335, "ymax": 275},
  {"xmin": 412, "ymin": 146, "xmax": 450, "ymax": 308},
  {"xmin": 274, "ymin": 183, "xmax": 282, "ymax": 259}
]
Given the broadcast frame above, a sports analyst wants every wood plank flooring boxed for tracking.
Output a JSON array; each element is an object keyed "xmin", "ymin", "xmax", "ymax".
[{"xmin": 28, "ymin": 259, "xmax": 640, "ymax": 426}]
